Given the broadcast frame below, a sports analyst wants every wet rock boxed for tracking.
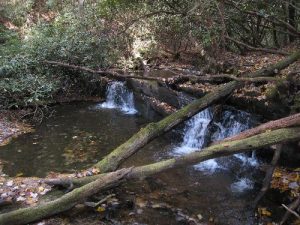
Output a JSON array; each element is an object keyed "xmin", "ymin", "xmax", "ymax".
[
  {"xmin": 145, "ymin": 177, "xmax": 167, "ymax": 191},
  {"xmin": 136, "ymin": 208, "xmax": 143, "ymax": 214},
  {"xmin": 197, "ymin": 214, "xmax": 203, "ymax": 221},
  {"xmin": 127, "ymin": 79, "xmax": 180, "ymax": 108},
  {"xmin": 135, "ymin": 197, "xmax": 147, "ymax": 208},
  {"xmin": 151, "ymin": 202, "xmax": 171, "ymax": 209}
]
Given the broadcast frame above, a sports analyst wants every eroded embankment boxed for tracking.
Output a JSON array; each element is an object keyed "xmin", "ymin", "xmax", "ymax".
[{"xmin": 0, "ymin": 111, "xmax": 33, "ymax": 147}]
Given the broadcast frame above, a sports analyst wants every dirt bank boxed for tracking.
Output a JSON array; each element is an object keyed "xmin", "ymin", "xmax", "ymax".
[{"xmin": 0, "ymin": 111, "xmax": 33, "ymax": 147}]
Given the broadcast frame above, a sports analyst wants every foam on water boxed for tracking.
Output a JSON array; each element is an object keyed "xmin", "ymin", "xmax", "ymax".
[
  {"xmin": 172, "ymin": 108, "xmax": 223, "ymax": 173},
  {"xmin": 231, "ymin": 178, "xmax": 254, "ymax": 193},
  {"xmin": 172, "ymin": 107, "xmax": 258, "ymax": 176},
  {"xmin": 212, "ymin": 110, "xmax": 259, "ymax": 166},
  {"xmin": 173, "ymin": 108, "xmax": 212, "ymax": 154},
  {"xmin": 96, "ymin": 81, "xmax": 137, "ymax": 114}
]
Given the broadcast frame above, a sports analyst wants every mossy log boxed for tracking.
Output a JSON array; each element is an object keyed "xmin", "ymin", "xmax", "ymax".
[
  {"xmin": 94, "ymin": 81, "xmax": 238, "ymax": 172},
  {"xmin": 45, "ymin": 112, "xmax": 300, "ymax": 187},
  {"xmin": 248, "ymin": 50, "xmax": 300, "ymax": 78},
  {"xmin": 218, "ymin": 113, "xmax": 300, "ymax": 143},
  {"xmin": 0, "ymin": 169, "xmax": 132, "ymax": 225},
  {"xmin": 1, "ymin": 127, "xmax": 300, "ymax": 225},
  {"xmin": 44, "ymin": 60, "xmax": 165, "ymax": 84}
]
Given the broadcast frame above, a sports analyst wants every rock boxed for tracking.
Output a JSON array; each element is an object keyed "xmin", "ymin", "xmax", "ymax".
[
  {"xmin": 128, "ymin": 212, "xmax": 135, "ymax": 216},
  {"xmin": 6, "ymin": 180, "xmax": 13, "ymax": 187},
  {"xmin": 197, "ymin": 214, "xmax": 203, "ymax": 221},
  {"xmin": 136, "ymin": 208, "xmax": 143, "ymax": 214},
  {"xmin": 135, "ymin": 197, "xmax": 147, "ymax": 208}
]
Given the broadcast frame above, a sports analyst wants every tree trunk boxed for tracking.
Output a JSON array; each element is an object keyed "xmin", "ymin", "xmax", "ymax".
[
  {"xmin": 217, "ymin": 113, "xmax": 300, "ymax": 143},
  {"xmin": 288, "ymin": 0, "xmax": 296, "ymax": 42},
  {"xmin": 0, "ymin": 168, "xmax": 132, "ymax": 225},
  {"xmin": 248, "ymin": 50, "xmax": 300, "ymax": 78}
]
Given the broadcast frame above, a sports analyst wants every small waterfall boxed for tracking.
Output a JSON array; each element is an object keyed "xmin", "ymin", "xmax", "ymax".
[
  {"xmin": 172, "ymin": 107, "xmax": 258, "ymax": 176},
  {"xmin": 173, "ymin": 108, "xmax": 221, "ymax": 173},
  {"xmin": 174, "ymin": 108, "xmax": 212, "ymax": 155},
  {"xmin": 212, "ymin": 110, "xmax": 258, "ymax": 167},
  {"xmin": 98, "ymin": 81, "xmax": 137, "ymax": 114},
  {"xmin": 212, "ymin": 110, "xmax": 251, "ymax": 141}
]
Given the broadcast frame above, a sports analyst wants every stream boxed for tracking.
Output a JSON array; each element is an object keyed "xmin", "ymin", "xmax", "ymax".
[{"xmin": 0, "ymin": 80, "xmax": 265, "ymax": 225}]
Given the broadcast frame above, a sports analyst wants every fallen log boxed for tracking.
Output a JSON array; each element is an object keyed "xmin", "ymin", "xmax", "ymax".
[
  {"xmin": 225, "ymin": 36, "xmax": 289, "ymax": 56},
  {"xmin": 44, "ymin": 60, "xmax": 165, "ymax": 83},
  {"xmin": 45, "ymin": 60, "xmax": 281, "ymax": 87},
  {"xmin": 45, "ymin": 112, "xmax": 300, "ymax": 187},
  {"xmin": 218, "ymin": 113, "xmax": 300, "ymax": 143},
  {"xmin": 0, "ymin": 168, "xmax": 132, "ymax": 225},
  {"xmin": 281, "ymin": 196, "xmax": 300, "ymax": 225},
  {"xmin": 1, "ymin": 127, "xmax": 300, "ymax": 225},
  {"xmin": 248, "ymin": 50, "xmax": 300, "ymax": 78}
]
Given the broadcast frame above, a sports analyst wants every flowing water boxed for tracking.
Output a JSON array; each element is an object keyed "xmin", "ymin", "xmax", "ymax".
[
  {"xmin": 96, "ymin": 81, "xmax": 137, "ymax": 114},
  {"xmin": 172, "ymin": 106, "xmax": 259, "ymax": 192},
  {"xmin": 0, "ymin": 81, "xmax": 264, "ymax": 225}
]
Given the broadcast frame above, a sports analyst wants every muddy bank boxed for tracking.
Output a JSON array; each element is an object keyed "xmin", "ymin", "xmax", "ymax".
[{"xmin": 0, "ymin": 111, "xmax": 33, "ymax": 147}]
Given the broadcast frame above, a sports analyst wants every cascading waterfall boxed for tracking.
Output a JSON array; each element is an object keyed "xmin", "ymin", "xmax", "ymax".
[
  {"xmin": 97, "ymin": 81, "xmax": 137, "ymax": 114},
  {"xmin": 212, "ymin": 110, "xmax": 258, "ymax": 167},
  {"xmin": 172, "ymin": 107, "xmax": 259, "ymax": 192},
  {"xmin": 174, "ymin": 108, "xmax": 212, "ymax": 154},
  {"xmin": 212, "ymin": 109, "xmax": 259, "ymax": 192},
  {"xmin": 173, "ymin": 108, "xmax": 222, "ymax": 172}
]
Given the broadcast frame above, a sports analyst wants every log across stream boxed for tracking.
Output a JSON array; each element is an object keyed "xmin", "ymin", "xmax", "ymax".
[{"xmin": 0, "ymin": 80, "xmax": 268, "ymax": 224}]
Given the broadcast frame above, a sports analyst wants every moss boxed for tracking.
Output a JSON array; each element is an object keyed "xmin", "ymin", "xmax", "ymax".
[
  {"xmin": 291, "ymin": 93, "xmax": 300, "ymax": 113},
  {"xmin": 265, "ymin": 86, "xmax": 279, "ymax": 100}
]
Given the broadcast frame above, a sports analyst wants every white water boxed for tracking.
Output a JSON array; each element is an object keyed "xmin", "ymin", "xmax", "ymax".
[
  {"xmin": 172, "ymin": 107, "xmax": 259, "ymax": 190},
  {"xmin": 231, "ymin": 178, "xmax": 254, "ymax": 193},
  {"xmin": 212, "ymin": 110, "xmax": 258, "ymax": 167},
  {"xmin": 174, "ymin": 108, "xmax": 212, "ymax": 155},
  {"xmin": 173, "ymin": 108, "xmax": 222, "ymax": 173},
  {"xmin": 97, "ymin": 81, "xmax": 137, "ymax": 114}
]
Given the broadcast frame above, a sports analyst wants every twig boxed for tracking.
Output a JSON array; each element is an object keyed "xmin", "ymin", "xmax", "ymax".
[
  {"xmin": 280, "ymin": 196, "xmax": 300, "ymax": 224},
  {"xmin": 84, "ymin": 194, "xmax": 116, "ymax": 208},
  {"xmin": 282, "ymin": 204, "xmax": 300, "ymax": 219},
  {"xmin": 253, "ymin": 144, "xmax": 282, "ymax": 208}
]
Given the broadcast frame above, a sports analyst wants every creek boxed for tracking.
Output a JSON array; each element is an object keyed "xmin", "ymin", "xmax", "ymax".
[{"xmin": 0, "ymin": 79, "xmax": 265, "ymax": 225}]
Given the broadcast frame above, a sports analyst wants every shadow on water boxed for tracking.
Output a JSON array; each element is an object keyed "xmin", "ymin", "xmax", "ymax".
[{"xmin": 0, "ymin": 79, "xmax": 264, "ymax": 225}]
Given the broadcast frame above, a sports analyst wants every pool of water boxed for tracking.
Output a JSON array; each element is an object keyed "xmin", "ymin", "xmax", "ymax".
[{"xmin": 0, "ymin": 102, "xmax": 156, "ymax": 177}]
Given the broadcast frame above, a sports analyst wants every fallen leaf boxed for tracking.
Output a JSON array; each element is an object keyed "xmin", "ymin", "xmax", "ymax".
[
  {"xmin": 258, "ymin": 207, "xmax": 272, "ymax": 217},
  {"xmin": 96, "ymin": 206, "xmax": 106, "ymax": 213}
]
